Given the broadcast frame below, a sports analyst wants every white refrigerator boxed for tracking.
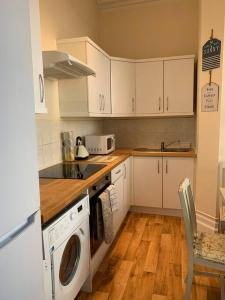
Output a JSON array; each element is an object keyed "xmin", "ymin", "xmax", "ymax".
[{"xmin": 0, "ymin": 1, "xmax": 44, "ymax": 299}]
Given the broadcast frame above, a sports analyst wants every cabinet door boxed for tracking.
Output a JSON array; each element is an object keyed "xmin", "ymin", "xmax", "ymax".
[
  {"xmin": 163, "ymin": 157, "xmax": 194, "ymax": 209},
  {"xmin": 112, "ymin": 175, "xmax": 124, "ymax": 235},
  {"xmin": 136, "ymin": 61, "xmax": 163, "ymax": 114},
  {"xmin": 99, "ymin": 54, "xmax": 111, "ymax": 114},
  {"xmin": 133, "ymin": 157, "xmax": 162, "ymax": 208},
  {"xmin": 87, "ymin": 43, "xmax": 111, "ymax": 114},
  {"xmin": 87, "ymin": 43, "xmax": 102, "ymax": 114},
  {"xmin": 123, "ymin": 158, "xmax": 132, "ymax": 215},
  {"xmin": 164, "ymin": 58, "xmax": 194, "ymax": 114},
  {"xmin": 111, "ymin": 60, "xmax": 135, "ymax": 115},
  {"xmin": 29, "ymin": 0, "xmax": 47, "ymax": 114}
]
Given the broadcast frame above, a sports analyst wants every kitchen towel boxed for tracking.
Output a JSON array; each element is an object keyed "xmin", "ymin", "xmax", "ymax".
[
  {"xmin": 107, "ymin": 184, "xmax": 119, "ymax": 212},
  {"xmin": 99, "ymin": 190, "xmax": 114, "ymax": 244}
]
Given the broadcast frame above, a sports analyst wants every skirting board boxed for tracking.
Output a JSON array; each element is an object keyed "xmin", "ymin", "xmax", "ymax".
[
  {"xmin": 130, "ymin": 205, "xmax": 182, "ymax": 217},
  {"xmin": 130, "ymin": 207, "xmax": 219, "ymax": 232},
  {"xmin": 196, "ymin": 210, "xmax": 219, "ymax": 233}
]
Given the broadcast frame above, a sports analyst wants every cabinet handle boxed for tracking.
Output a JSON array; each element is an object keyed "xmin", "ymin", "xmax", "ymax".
[
  {"xmin": 166, "ymin": 97, "xmax": 169, "ymax": 111},
  {"xmin": 158, "ymin": 97, "xmax": 161, "ymax": 111},
  {"xmin": 157, "ymin": 160, "xmax": 160, "ymax": 174},
  {"xmin": 132, "ymin": 97, "xmax": 135, "ymax": 112},
  {"xmin": 103, "ymin": 94, "xmax": 105, "ymax": 111},
  {"xmin": 115, "ymin": 169, "xmax": 121, "ymax": 175},
  {"xmin": 124, "ymin": 164, "xmax": 127, "ymax": 179},
  {"xmin": 99, "ymin": 94, "xmax": 102, "ymax": 111},
  {"xmin": 39, "ymin": 74, "xmax": 44, "ymax": 103},
  {"xmin": 166, "ymin": 160, "xmax": 168, "ymax": 173}
]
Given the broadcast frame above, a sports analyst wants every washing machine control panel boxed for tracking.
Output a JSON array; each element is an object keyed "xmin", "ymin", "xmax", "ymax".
[{"xmin": 48, "ymin": 195, "xmax": 89, "ymax": 247}]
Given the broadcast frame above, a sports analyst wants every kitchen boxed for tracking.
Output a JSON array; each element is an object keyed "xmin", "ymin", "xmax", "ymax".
[{"xmin": 1, "ymin": 0, "xmax": 225, "ymax": 300}]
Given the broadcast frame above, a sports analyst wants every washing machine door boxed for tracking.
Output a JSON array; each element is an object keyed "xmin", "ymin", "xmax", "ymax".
[{"xmin": 51, "ymin": 218, "xmax": 90, "ymax": 300}]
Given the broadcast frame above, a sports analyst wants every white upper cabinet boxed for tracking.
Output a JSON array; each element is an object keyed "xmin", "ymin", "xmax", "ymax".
[
  {"xmin": 29, "ymin": 0, "xmax": 47, "ymax": 114},
  {"xmin": 57, "ymin": 38, "xmax": 111, "ymax": 117},
  {"xmin": 87, "ymin": 43, "xmax": 111, "ymax": 114},
  {"xmin": 136, "ymin": 61, "xmax": 164, "ymax": 114},
  {"xmin": 57, "ymin": 37, "xmax": 194, "ymax": 118},
  {"xmin": 164, "ymin": 58, "xmax": 194, "ymax": 115},
  {"xmin": 135, "ymin": 57, "xmax": 194, "ymax": 116},
  {"xmin": 111, "ymin": 59, "xmax": 136, "ymax": 116}
]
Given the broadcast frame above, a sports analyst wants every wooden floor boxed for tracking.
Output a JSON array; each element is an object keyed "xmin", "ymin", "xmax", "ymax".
[{"xmin": 76, "ymin": 212, "xmax": 221, "ymax": 300}]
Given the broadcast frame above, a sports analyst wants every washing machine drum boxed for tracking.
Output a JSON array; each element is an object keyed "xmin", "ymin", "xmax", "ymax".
[{"xmin": 52, "ymin": 219, "xmax": 90, "ymax": 300}]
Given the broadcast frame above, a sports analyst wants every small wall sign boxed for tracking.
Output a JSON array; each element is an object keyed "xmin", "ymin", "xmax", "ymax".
[
  {"xmin": 202, "ymin": 38, "xmax": 221, "ymax": 71},
  {"xmin": 201, "ymin": 83, "xmax": 219, "ymax": 112}
]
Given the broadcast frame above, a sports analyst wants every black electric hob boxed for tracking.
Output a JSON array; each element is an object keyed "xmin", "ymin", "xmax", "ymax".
[{"xmin": 39, "ymin": 163, "xmax": 106, "ymax": 180}]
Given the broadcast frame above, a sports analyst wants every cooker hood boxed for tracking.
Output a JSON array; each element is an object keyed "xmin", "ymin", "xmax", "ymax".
[{"xmin": 42, "ymin": 50, "xmax": 96, "ymax": 80}]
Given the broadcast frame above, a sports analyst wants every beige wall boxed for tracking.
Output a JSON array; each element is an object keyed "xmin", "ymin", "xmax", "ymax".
[
  {"xmin": 40, "ymin": 0, "xmax": 99, "ymax": 50},
  {"xmin": 99, "ymin": 0, "xmax": 198, "ymax": 59},
  {"xmin": 195, "ymin": 0, "xmax": 225, "ymax": 228},
  {"xmin": 37, "ymin": 0, "xmax": 103, "ymax": 170}
]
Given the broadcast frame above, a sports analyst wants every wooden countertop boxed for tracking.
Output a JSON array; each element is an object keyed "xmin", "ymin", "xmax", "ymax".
[
  {"xmin": 40, "ymin": 154, "xmax": 129, "ymax": 225},
  {"xmin": 114, "ymin": 148, "xmax": 197, "ymax": 158},
  {"xmin": 40, "ymin": 148, "xmax": 196, "ymax": 225}
]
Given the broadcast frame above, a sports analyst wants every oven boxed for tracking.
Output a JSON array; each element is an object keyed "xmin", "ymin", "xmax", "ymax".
[{"xmin": 88, "ymin": 173, "xmax": 111, "ymax": 256}]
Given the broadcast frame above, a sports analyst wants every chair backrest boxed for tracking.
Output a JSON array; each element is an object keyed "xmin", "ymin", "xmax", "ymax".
[{"xmin": 178, "ymin": 178, "xmax": 197, "ymax": 253}]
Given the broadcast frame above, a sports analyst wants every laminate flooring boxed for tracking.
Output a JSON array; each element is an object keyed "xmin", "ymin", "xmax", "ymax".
[{"xmin": 76, "ymin": 212, "xmax": 221, "ymax": 300}]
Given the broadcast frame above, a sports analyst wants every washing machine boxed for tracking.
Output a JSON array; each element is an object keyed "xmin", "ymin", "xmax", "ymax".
[{"xmin": 42, "ymin": 193, "xmax": 90, "ymax": 300}]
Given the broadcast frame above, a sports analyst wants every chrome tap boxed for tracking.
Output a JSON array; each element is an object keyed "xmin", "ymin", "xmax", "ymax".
[{"xmin": 161, "ymin": 140, "xmax": 181, "ymax": 151}]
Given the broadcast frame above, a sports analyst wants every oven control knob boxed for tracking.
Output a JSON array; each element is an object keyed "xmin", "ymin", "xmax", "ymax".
[
  {"xmin": 105, "ymin": 175, "xmax": 110, "ymax": 181},
  {"xmin": 92, "ymin": 185, "xmax": 97, "ymax": 191},
  {"xmin": 70, "ymin": 212, "xmax": 76, "ymax": 221}
]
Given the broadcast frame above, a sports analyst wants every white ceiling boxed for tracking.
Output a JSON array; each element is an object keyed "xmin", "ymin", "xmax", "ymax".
[{"xmin": 97, "ymin": 0, "xmax": 160, "ymax": 9}]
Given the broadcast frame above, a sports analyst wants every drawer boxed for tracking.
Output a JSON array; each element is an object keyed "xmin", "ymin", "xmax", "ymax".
[{"xmin": 111, "ymin": 163, "xmax": 124, "ymax": 183}]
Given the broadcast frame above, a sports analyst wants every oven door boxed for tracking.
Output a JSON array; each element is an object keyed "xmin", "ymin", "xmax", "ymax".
[{"xmin": 51, "ymin": 218, "xmax": 90, "ymax": 300}]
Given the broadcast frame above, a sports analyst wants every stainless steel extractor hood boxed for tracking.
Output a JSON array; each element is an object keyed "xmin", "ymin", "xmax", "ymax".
[{"xmin": 42, "ymin": 50, "xmax": 96, "ymax": 80}]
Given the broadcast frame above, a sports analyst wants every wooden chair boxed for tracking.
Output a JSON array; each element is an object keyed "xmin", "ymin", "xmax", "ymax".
[{"xmin": 178, "ymin": 178, "xmax": 225, "ymax": 300}]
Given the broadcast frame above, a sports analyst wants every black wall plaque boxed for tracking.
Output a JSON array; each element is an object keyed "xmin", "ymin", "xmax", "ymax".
[{"xmin": 202, "ymin": 38, "xmax": 221, "ymax": 71}]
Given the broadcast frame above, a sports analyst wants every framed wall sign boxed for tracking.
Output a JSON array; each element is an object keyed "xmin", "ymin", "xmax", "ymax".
[
  {"xmin": 201, "ymin": 83, "xmax": 219, "ymax": 112},
  {"xmin": 202, "ymin": 38, "xmax": 221, "ymax": 71}
]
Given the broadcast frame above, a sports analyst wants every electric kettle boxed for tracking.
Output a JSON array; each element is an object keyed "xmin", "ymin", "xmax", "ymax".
[{"xmin": 75, "ymin": 136, "xmax": 89, "ymax": 160}]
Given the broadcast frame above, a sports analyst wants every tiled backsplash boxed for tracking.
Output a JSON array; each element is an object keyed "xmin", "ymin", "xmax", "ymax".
[
  {"xmin": 103, "ymin": 117, "xmax": 196, "ymax": 149},
  {"xmin": 36, "ymin": 118, "xmax": 103, "ymax": 170},
  {"xmin": 36, "ymin": 116, "xmax": 196, "ymax": 170}
]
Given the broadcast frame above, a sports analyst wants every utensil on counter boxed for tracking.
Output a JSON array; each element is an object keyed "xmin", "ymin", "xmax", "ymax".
[
  {"xmin": 61, "ymin": 131, "xmax": 75, "ymax": 161},
  {"xmin": 75, "ymin": 136, "xmax": 89, "ymax": 160}
]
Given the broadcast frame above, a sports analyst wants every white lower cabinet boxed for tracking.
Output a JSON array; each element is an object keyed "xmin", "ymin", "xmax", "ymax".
[
  {"xmin": 163, "ymin": 157, "xmax": 194, "ymax": 209},
  {"xmin": 111, "ymin": 164, "xmax": 124, "ymax": 234},
  {"xmin": 111, "ymin": 158, "xmax": 132, "ymax": 234},
  {"xmin": 133, "ymin": 157, "xmax": 162, "ymax": 208},
  {"xmin": 133, "ymin": 156, "xmax": 194, "ymax": 210},
  {"xmin": 123, "ymin": 157, "xmax": 132, "ymax": 215}
]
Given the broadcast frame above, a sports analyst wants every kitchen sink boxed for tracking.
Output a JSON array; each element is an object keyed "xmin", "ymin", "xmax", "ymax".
[
  {"xmin": 133, "ymin": 148, "xmax": 161, "ymax": 152},
  {"xmin": 133, "ymin": 147, "xmax": 192, "ymax": 153},
  {"xmin": 162, "ymin": 148, "xmax": 192, "ymax": 152}
]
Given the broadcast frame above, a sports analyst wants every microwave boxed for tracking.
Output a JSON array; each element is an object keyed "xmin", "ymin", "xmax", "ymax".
[{"xmin": 85, "ymin": 134, "xmax": 115, "ymax": 155}]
